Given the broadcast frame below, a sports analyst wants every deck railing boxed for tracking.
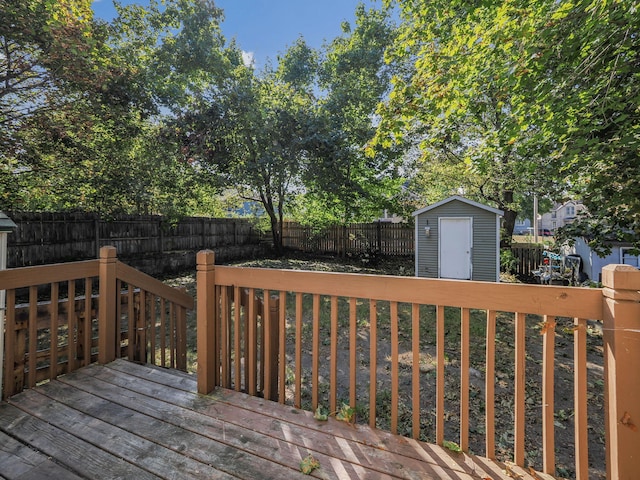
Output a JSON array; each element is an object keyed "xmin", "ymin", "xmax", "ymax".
[
  {"xmin": 1, "ymin": 246, "xmax": 193, "ymax": 399},
  {"xmin": 196, "ymin": 250, "xmax": 640, "ymax": 480}
]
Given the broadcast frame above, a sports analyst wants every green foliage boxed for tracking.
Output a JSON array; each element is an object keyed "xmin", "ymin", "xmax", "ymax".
[
  {"xmin": 313, "ymin": 406, "xmax": 329, "ymax": 421},
  {"xmin": 500, "ymin": 249, "xmax": 518, "ymax": 274},
  {"xmin": 377, "ymin": 0, "xmax": 640, "ymax": 250},
  {"xmin": 300, "ymin": 5, "xmax": 405, "ymax": 226},
  {"xmin": 1, "ymin": 0, "xmax": 230, "ymax": 216},
  {"xmin": 174, "ymin": 59, "xmax": 315, "ymax": 253},
  {"xmin": 299, "ymin": 454, "xmax": 320, "ymax": 475},
  {"xmin": 376, "ymin": 0, "xmax": 559, "ymax": 243},
  {"xmin": 442, "ymin": 440, "xmax": 463, "ymax": 454},
  {"xmin": 526, "ymin": 0, "xmax": 640, "ymax": 251},
  {"xmin": 335, "ymin": 403, "xmax": 356, "ymax": 425}
]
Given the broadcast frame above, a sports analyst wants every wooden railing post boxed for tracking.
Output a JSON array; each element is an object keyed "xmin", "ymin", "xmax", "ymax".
[
  {"xmin": 98, "ymin": 246, "xmax": 117, "ymax": 364},
  {"xmin": 197, "ymin": 250, "xmax": 217, "ymax": 394},
  {"xmin": 602, "ymin": 264, "xmax": 640, "ymax": 480}
]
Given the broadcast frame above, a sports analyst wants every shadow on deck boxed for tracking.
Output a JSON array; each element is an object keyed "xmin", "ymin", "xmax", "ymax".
[{"xmin": 0, "ymin": 359, "xmax": 546, "ymax": 479}]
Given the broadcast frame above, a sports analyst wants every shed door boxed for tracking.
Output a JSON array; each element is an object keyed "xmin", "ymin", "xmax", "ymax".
[{"xmin": 439, "ymin": 217, "xmax": 472, "ymax": 280}]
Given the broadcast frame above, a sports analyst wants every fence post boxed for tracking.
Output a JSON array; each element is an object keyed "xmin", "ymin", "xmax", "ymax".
[
  {"xmin": 197, "ymin": 250, "xmax": 217, "ymax": 394},
  {"xmin": 602, "ymin": 264, "xmax": 640, "ymax": 479},
  {"xmin": 98, "ymin": 246, "xmax": 117, "ymax": 364}
]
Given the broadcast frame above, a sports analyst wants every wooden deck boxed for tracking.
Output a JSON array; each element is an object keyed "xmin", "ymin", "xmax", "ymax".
[{"xmin": 0, "ymin": 360, "xmax": 544, "ymax": 480}]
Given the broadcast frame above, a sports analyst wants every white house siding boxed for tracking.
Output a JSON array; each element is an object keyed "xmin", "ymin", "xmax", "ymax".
[
  {"xmin": 540, "ymin": 201, "xmax": 586, "ymax": 232},
  {"xmin": 415, "ymin": 199, "xmax": 500, "ymax": 282},
  {"xmin": 568, "ymin": 238, "xmax": 638, "ymax": 283}
]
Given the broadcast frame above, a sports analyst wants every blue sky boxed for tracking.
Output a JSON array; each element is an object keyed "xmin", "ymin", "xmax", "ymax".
[{"xmin": 91, "ymin": 0, "xmax": 382, "ymax": 69}]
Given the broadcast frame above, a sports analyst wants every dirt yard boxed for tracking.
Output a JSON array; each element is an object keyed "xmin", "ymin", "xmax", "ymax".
[{"xmin": 164, "ymin": 253, "xmax": 605, "ymax": 479}]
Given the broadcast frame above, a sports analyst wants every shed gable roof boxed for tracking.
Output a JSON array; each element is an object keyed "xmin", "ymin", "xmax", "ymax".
[{"xmin": 412, "ymin": 195, "xmax": 504, "ymax": 217}]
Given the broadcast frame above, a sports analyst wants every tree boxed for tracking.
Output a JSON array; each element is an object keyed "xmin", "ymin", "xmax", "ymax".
[
  {"xmin": 518, "ymin": 1, "xmax": 640, "ymax": 253},
  {"xmin": 379, "ymin": 0, "xmax": 640, "ymax": 250},
  {"xmin": 1, "ymin": 0, "xmax": 232, "ymax": 215},
  {"xmin": 375, "ymin": 1, "xmax": 563, "ymax": 245},
  {"xmin": 173, "ymin": 48, "xmax": 316, "ymax": 254},
  {"xmin": 300, "ymin": 5, "xmax": 405, "ymax": 227},
  {"xmin": 109, "ymin": 0, "xmax": 229, "ymax": 114},
  {"xmin": 0, "ymin": 0, "xmax": 118, "ymax": 209}
]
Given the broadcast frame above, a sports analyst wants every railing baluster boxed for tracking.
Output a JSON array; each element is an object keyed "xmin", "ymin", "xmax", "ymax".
[
  {"xmin": 149, "ymin": 295, "xmax": 157, "ymax": 365},
  {"xmin": 542, "ymin": 315, "xmax": 556, "ymax": 475},
  {"xmin": 49, "ymin": 283, "xmax": 59, "ymax": 380},
  {"xmin": 391, "ymin": 301, "xmax": 399, "ymax": 434},
  {"xmin": 259, "ymin": 290, "xmax": 265, "ymax": 394},
  {"xmin": 4, "ymin": 289, "xmax": 17, "ymax": 399},
  {"xmin": 574, "ymin": 317, "xmax": 588, "ymax": 479},
  {"xmin": 515, "ymin": 312, "xmax": 526, "ymax": 466},
  {"xmin": 263, "ymin": 290, "xmax": 273, "ymax": 400},
  {"xmin": 169, "ymin": 301, "xmax": 175, "ymax": 369},
  {"xmin": 67, "ymin": 281, "xmax": 77, "ymax": 372},
  {"xmin": 127, "ymin": 284, "xmax": 135, "ymax": 361},
  {"xmin": 115, "ymin": 279, "xmax": 122, "ymax": 358},
  {"xmin": 369, "ymin": 299, "xmax": 377, "ymax": 429},
  {"xmin": 233, "ymin": 285, "xmax": 241, "ymax": 391},
  {"xmin": 485, "ymin": 310, "xmax": 496, "ymax": 459},
  {"xmin": 460, "ymin": 307, "xmax": 470, "ymax": 452},
  {"xmin": 278, "ymin": 291, "xmax": 286, "ymax": 404},
  {"xmin": 242, "ymin": 288, "xmax": 250, "ymax": 391},
  {"xmin": 412, "ymin": 303, "xmax": 420, "ymax": 439},
  {"xmin": 349, "ymin": 297, "xmax": 357, "ymax": 409},
  {"xmin": 248, "ymin": 287, "xmax": 257, "ymax": 396},
  {"xmin": 160, "ymin": 297, "xmax": 166, "ymax": 367},
  {"xmin": 176, "ymin": 304, "xmax": 186, "ymax": 371},
  {"xmin": 312, "ymin": 293, "xmax": 320, "ymax": 411},
  {"xmin": 295, "ymin": 292, "xmax": 303, "ymax": 408},
  {"xmin": 330, "ymin": 295, "xmax": 338, "ymax": 414},
  {"xmin": 220, "ymin": 286, "xmax": 230, "ymax": 388},
  {"xmin": 137, "ymin": 289, "xmax": 147, "ymax": 364},
  {"xmin": 83, "ymin": 277, "xmax": 92, "ymax": 366},
  {"xmin": 28, "ymin": 285, "xmax": 37, "ymax": 389},
  {"xmin": 436, "ymin": 305, "xmax": 445, "ymax": 445}
]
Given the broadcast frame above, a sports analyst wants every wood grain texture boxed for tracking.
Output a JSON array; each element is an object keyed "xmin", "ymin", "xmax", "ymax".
[
  {"xmin": 1, "ymin": 359, "xmax": 549, "ymax": 480},
  {"xmin": 215, "ymin": 266, "xmax": 602, "ymax": 319}
]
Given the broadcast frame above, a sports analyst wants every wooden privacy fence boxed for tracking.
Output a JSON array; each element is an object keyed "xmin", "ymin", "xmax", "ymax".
[
  {"xmin": 1, "ymin": 246, "xmax": 193, "ymax": 399},
  {"xmin": 510, "ymin": 243, "xmax": 544, "ymax": 276},
  {"xmin": 6, "ymin": 212, "xmax": 262, "ymax": 268},
  {"xmin": 197, "ymin": 251, "xmax": 640, "ymax": 480},
  {"xmin": 282, "ymin": 221, "xmax": 414, "ymax": 256}
]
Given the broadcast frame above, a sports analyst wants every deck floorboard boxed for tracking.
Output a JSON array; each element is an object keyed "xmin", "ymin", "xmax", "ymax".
[{"xmin": 0, "ymin": 360, "xmax": 544, "ymax": 480}]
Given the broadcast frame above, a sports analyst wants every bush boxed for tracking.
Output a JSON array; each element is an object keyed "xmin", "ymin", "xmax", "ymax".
[{"xmin": 500, "ymin": 248, "xmax": 518, "ymax": 273}]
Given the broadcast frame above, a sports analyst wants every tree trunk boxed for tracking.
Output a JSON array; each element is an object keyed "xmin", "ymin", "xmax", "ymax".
[
  {"xmin": 500, "ymin": 190, "xmax": 517, "ymax": 248},
  {"xmin": 268, "ymin": 212, "xmax": 282, "ymax": 256},
  {"xmin": 260, "ymin": 195, "xmax": 283, "ymax": 256}
]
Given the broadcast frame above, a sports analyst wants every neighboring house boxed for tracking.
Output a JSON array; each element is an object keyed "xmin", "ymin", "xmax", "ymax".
[
  {"xmin": 564, "ymin": 237, "xmax": 640, "ymax": 282},
  {"xmin": 377, "ymin": 209, "xmax": 404, "ymax": 223},
  {"xmin": 513, "ymin": 218, "xmax": 532, "ymax": 235},
  {"xmin": 413, "ymin": 196, "xmax": 503, "ymax": 282},
  {"xmin": 539, "ymin": 200, "xmax": 586, "ymax": 233}
]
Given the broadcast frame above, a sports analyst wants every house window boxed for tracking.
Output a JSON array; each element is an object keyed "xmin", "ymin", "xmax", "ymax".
[
  {"xmin": 551, "ymin": 212, "xmax": 556, "ymax": 219},
  {"xmin": 566, "ymin": 205, "xmax": 575, "ymax": 216},
  {"xmin": 552, "ymin": 221, "xmax": 556, "ymax": 229},
  {"xmin": 620, "ymin": 247, "xmax": 640, "ymax": 268}
]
